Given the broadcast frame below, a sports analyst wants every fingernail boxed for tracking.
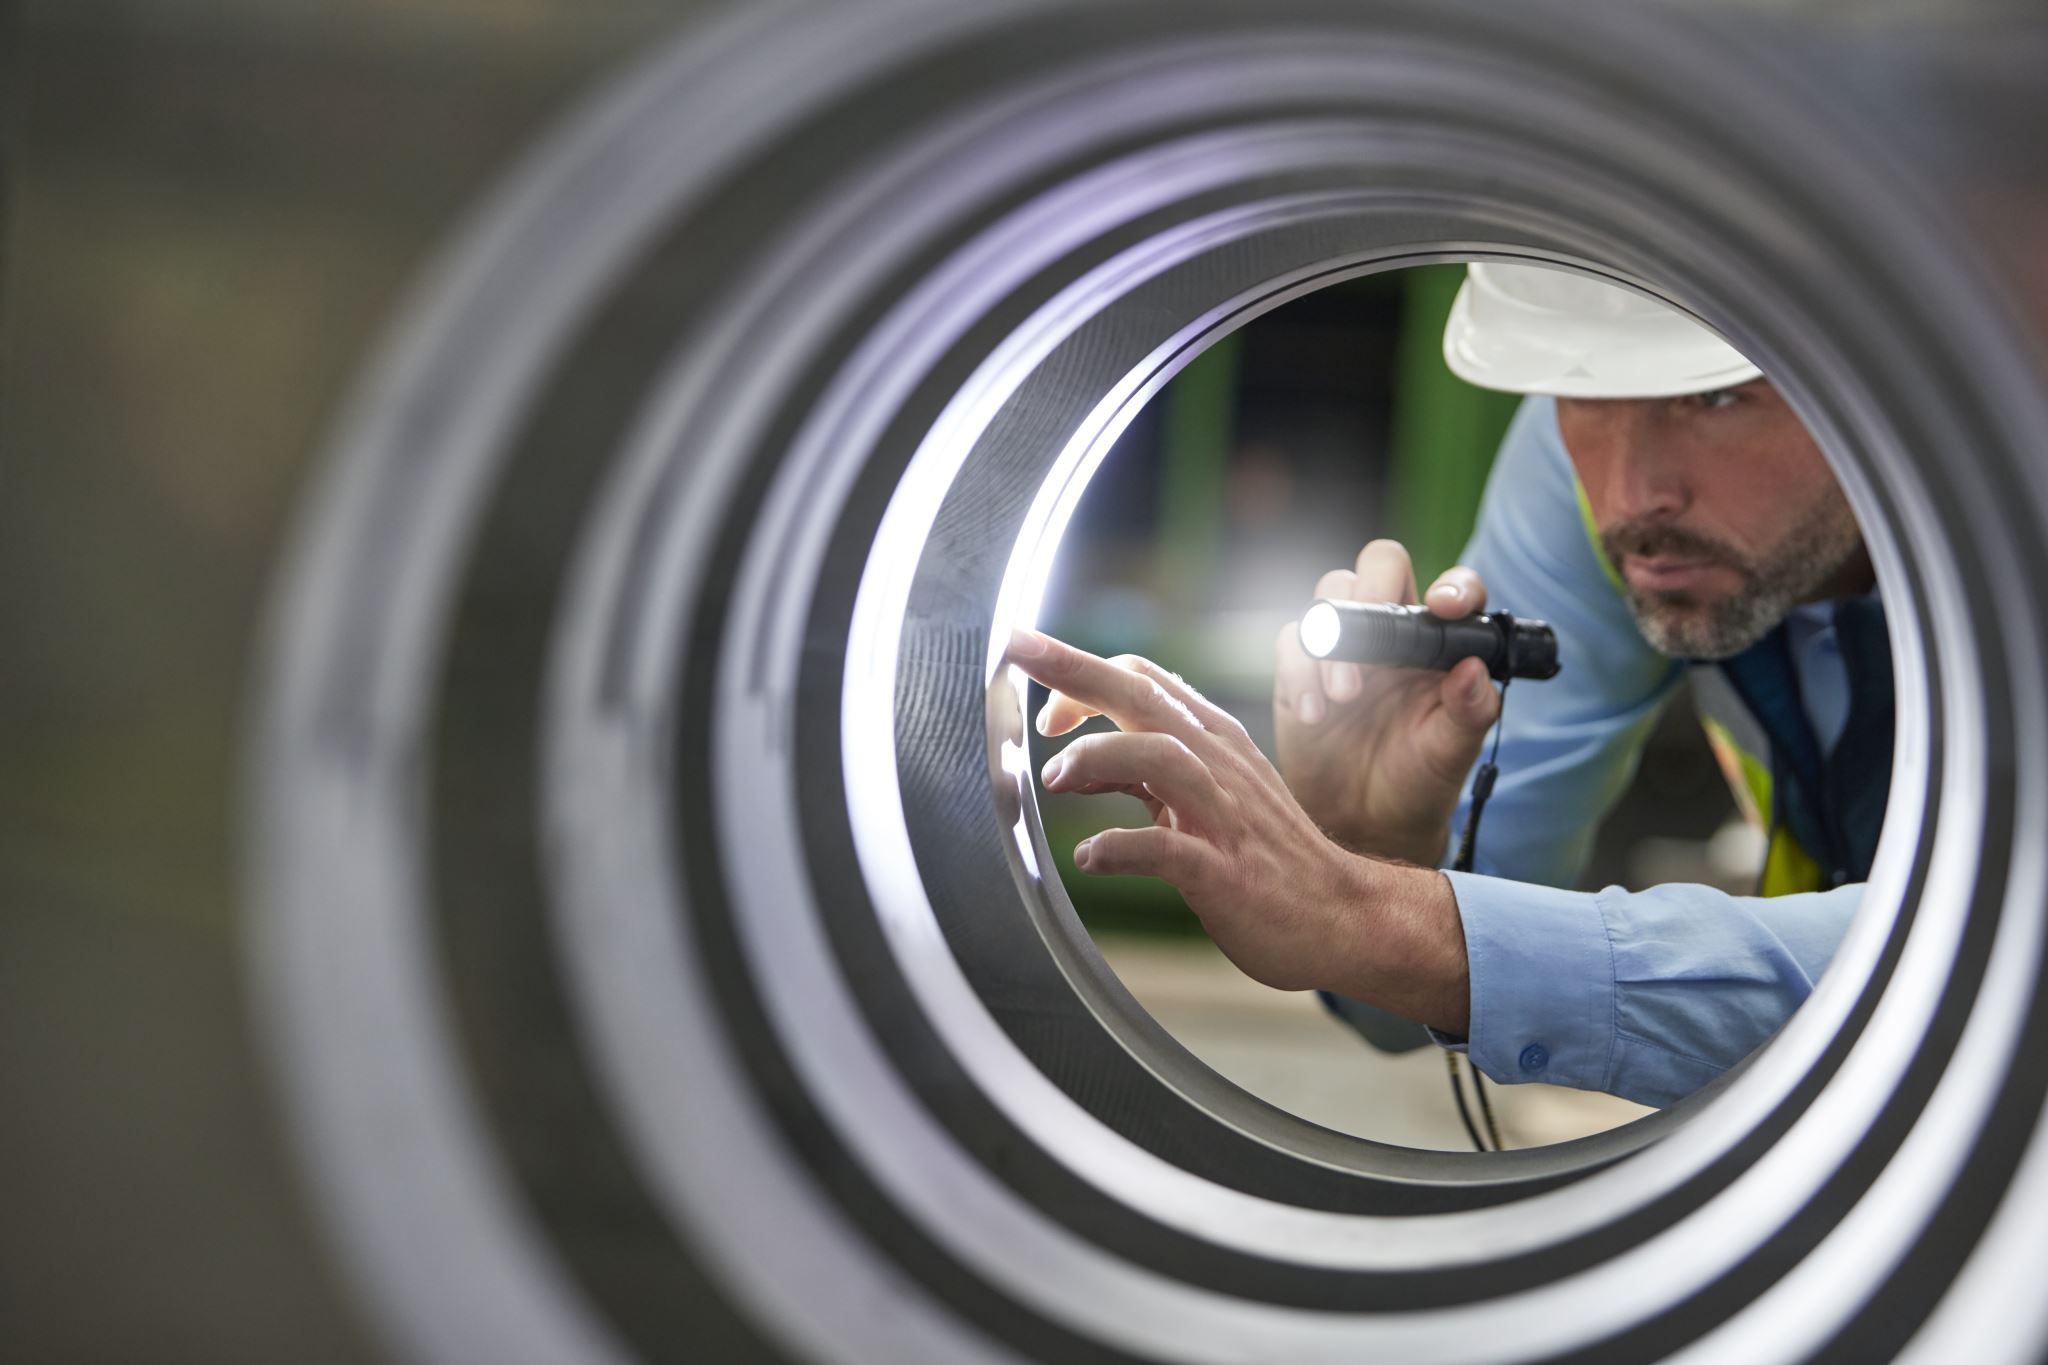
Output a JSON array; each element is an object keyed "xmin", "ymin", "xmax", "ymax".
[
  {"xmin": 1073, "ymin": 837, "xmax": 1094, "ymax": 870},
  {"xmin": 1468, "ymin": 673, "xmax": 1490, "ymax": 706},
  {"xmin": 1034, "ymin": 705, "xmax": 1052, "ymax": 737},
  {"xmin": 1008, "ymin": 627, "xmax": 1048, "ymax": 658},
  {"xmin": 1299, "ymin": 691, "xmax": 1325, "ymax": 725},
  {"xmin": 1327, "ymin": 664, "xmax": 1360, "ymax": 701},
  {"xmin": 1427, "ymin": 581, "xmax": 1462, "ymax": 607},
  {"xmin": 1040, "ymin": 755, "xmax": 1064, "ymax": 787}
]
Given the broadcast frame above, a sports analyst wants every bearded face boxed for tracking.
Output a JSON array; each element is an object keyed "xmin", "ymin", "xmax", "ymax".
[{"xmin": 1600, "ymin": 484, "xmax": 1865, "ymax": 660}]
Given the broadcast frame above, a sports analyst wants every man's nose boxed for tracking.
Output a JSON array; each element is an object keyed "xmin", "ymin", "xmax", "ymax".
[{"xmin": 1601, "ymin": 411, "xmax": 1690, "ymax": 522}]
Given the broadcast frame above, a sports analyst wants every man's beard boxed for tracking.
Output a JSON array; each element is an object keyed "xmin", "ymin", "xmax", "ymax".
[{"xmin": 1601, "ymin": 494, "xmax": 1864, "ymax": 660}]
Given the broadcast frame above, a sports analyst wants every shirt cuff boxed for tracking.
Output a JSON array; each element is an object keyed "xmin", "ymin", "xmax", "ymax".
[{"xmin": 1438, "ymin": 870, "xmax": 1619, "ymax": 1092}]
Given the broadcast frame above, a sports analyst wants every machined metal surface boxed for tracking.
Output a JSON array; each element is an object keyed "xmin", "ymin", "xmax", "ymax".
[{"xmin": 245, "ymin": 2, "xmax": 2048, "ymax": 1361}]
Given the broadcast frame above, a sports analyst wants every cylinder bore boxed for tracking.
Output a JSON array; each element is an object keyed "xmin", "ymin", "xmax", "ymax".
[{"xmin": 249, "ymin": 2, "xmax": 2048, "ymax": 1362}]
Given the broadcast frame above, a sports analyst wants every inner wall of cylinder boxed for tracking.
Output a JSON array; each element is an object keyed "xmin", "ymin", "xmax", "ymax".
[
  {"xmin": 828, "ymin": 187, "xmax": 1935, "ymax": 1224},
  {"xmin": 822, "ymin": 248, "xmax": 1972, "ymax": 1317},
  {"xmin": 611, "ymin": 59, "xmax": 1987, "ymax": 1340}
]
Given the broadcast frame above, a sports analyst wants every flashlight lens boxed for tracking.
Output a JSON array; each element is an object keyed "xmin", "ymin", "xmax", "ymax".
[{"xmin": 1300, "ymin": 601, "xmax": 1341, "ymax": 659}]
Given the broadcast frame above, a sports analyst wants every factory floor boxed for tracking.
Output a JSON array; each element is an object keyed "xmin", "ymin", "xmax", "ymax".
[{"xmin": 1096, "ymin": 933, "xmax": 1651, "ymax": 1151}]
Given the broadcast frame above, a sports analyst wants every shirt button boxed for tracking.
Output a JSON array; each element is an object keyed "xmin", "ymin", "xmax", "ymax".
[{"xmin": 1519, "ymin": 1044, "xmax": 1549, "ymax": 1074}]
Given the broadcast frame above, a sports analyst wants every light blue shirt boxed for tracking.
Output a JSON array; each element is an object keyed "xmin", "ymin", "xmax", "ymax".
[{"xmin": 1437, "ymin": 397, "xmax": 1863, "ymax": 1109}]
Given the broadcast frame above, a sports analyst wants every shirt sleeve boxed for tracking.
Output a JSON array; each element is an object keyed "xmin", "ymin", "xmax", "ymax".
[
  {"xmin": 1448, "ymin": 397, "xmax": 1685, "ymax": 889},
  {"xmin": 1442, "ymin": 872, "xmax": 1862, "ymax": 1109}
]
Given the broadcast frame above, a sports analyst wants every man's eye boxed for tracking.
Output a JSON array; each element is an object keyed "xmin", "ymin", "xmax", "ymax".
[{"xmin": 1679, "ymin": 386, "xmax": 1744, "ymax": 413}]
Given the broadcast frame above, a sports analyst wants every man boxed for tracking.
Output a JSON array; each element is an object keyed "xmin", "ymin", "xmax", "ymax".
[{"xmin": 1008, "ymin": 263, "xmax": 1888, "ymax": 1109}]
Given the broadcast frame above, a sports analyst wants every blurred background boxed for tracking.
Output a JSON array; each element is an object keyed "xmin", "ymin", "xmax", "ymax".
[{"xmin": 1, "ymin": 4, "xmax": 692, "ymax": 1360}]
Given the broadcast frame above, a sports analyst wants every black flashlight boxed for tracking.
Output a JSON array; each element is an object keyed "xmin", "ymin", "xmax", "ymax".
[{"xmin": 1298, "ymin": 599, "xmax": 1561, "ymax": 682}]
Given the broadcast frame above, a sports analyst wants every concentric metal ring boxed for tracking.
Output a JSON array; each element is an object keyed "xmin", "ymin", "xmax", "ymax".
[{"xmin": 249, "ymin": 3, "xmax": 2048, "ymax": 1361}]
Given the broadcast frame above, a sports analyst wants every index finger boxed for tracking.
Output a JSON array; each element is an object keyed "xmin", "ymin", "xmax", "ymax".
[
  {"xmin": 1352, "ymin": 539, "xmax": 1420, "ymax": 606},
  {"xmin": 1007, "ymin": 629, "xmax": 1202, "ymax": 741}
]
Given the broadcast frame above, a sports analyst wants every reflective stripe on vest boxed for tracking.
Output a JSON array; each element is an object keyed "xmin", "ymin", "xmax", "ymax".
[{"xmin": 1696, "ymin": 689, "xmax": 1827, "ymax": 897}]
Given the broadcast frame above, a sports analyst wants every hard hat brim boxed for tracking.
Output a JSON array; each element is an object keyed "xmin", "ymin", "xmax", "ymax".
[{"xmin": 1442, "ymin": 272, "xmax": 1765, "ymax": 399}]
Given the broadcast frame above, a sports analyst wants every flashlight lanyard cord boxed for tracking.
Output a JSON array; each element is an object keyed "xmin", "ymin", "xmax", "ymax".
[
  {"xmin": 1451, "ymin": 677, "xmax": 1509, "ymax": 878},
  {"xmin": 1447, "ymin": 677, "xmax": 1511, "ymax": 1152}
]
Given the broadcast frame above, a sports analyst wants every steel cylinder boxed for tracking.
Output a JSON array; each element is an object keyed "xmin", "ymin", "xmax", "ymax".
[{"xmin": 10, "ymin": 2, "xmax": 2048, "ymax": 1361}]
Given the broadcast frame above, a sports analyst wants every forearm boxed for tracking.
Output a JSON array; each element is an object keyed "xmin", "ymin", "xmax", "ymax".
[
  {"xmin": 1326, "ymin": 817, "xmax": 1452, "ymax": 871},
  {"xmin": 1322, "ymin": 857, "xmax": 1471, "ymax": 1036}
]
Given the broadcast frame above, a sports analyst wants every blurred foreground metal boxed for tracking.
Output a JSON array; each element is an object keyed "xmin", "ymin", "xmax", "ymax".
[{"xmin": 9, "ymin": 1, "xmax": 2048, "ymax": 1361}]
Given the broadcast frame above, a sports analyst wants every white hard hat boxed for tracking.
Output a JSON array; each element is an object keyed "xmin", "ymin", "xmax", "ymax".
[{"xmin": 1442, "ymin": 262, "xmax": 1763, "ymax": 399}]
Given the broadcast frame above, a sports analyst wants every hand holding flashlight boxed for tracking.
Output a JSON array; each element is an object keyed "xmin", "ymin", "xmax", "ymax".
[{"xmin": 1273, "ymin": 541, "xmax": 1504, "ymax": 867}]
